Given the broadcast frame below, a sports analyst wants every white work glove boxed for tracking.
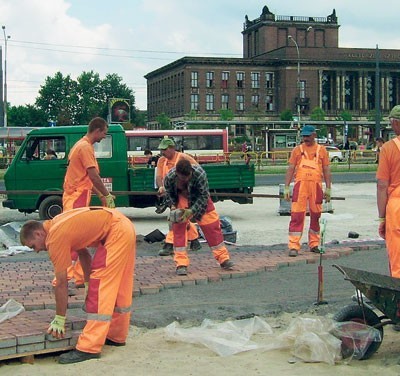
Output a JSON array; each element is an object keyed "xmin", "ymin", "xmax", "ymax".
[
  {"xmin": 283, "ymin": 185, "xmax": 290, "ymax": 201},
  {"xmin": 104, "ymin": 193, "xmax": 116, "ymax": 208},
  {"xmin": 48, "ymin": 314, "xmax": 66, "ymax": 338}
]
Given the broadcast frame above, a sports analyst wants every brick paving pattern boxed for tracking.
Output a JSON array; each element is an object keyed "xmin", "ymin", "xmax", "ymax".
[{"xmin": 0, "ymin": 242, "xmax": 382, "ymax": 362}]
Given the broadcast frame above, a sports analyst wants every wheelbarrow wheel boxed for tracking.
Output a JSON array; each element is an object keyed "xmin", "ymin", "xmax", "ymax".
[{"xmin": 333, "ymin": 304, "xmax": 383, "ymax": 360}]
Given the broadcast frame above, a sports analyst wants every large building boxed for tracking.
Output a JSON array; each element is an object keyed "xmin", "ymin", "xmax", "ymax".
[{"xmin": 145, "ymin": 5, "xmax": 400, "ymax": 125}]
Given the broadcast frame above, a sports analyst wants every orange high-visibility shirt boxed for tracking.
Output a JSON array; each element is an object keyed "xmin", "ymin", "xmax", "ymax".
[
  {"xmin": 63, "ymin": 136, "xmax": 99, "ymax": 195},
  {"xmin": 156, "ymin": 152, "xmax": 197, "ymax": 184},
  {"xmin": 377, "ymin": 137, "xmax": 400, "ymax": 196},
  {"xmin": 43, "ymin": 208, "xmax": 115, "ymax": 274}
]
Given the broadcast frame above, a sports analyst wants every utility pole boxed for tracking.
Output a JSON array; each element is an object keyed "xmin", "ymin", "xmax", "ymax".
[
  {"xmin": 375, "ymin": 44, "xmax": 381, "ymax": 139},
  {"xmin": 0, "ymin": 46, "xmax": 4, "ymax": 127},
  {"xmin": 2, "ymin": 26, "xmax": 10, "ymax": 128}
]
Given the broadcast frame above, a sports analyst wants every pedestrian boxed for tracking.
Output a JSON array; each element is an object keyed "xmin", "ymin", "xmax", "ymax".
[
  {"xmin": 375, "ymin": 137, "xmax": 385, "ymax": 164},
  {"xmin": 144, "ymin": 149, "xmax": 160, "ymax": 168},
  {"xmin": 19, "ymin": 207, "xmax": 136, "ymax": 364},
  {"xmin": 156, "ymin": 137, "xmax": 201, "ymax": 256},
  {"xmin": 163, "ymin": 158, "xmax": 234, "ymax": 275},
  {"xmin": 58, "ymin": 117, "xmax": 116, "ymax": 289},
  {"xmin": 377, "ymin": 105, "xmax": 400, "ymax": 278},
  {"xmin": 284, "ymin": 125, "xmax": 332, "ymax": 257},
  {"xmin": 44, "ymin": 148, "xmax": 57, "ymax": 160}
]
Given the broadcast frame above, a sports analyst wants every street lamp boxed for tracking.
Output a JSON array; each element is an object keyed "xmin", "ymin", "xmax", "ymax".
[
  {"xmin": 2, "ymin": 26, "xmax": 10, "ymax": 128},
  {"xmin": 288, "ymin": 35, "xmax": 301, "ymax": 140}
]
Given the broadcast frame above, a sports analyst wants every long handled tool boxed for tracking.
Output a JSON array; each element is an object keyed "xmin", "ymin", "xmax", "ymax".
[
  {"xmin": 0, "ymin": 190, "xmax": 346, "ymax": 200},
  {"xmin": 315, "ymin": 217, "xmax": 328, "ymax": 305}
]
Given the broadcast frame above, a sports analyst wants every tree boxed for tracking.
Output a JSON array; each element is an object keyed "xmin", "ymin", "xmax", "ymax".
[
  {"xmin": 219, "ymin": 109, "xmax": 234, "ymax": 121},
  {"xmin": 35, "ymin": 71, "xmax": 136, "ymax": 126},
  {"xmin": 156, "ymin": 113, "xmax": 172, "ymax": 129},
  {"xmin": 310, "ymin": 107, "xmax": 326, "ymax": 121},
  {"xmin": 8, "ymin": 105, "xmax": 48, "ymax": 127},
  {"xmin": 280, "ymin": 109, "xmax": 293, "ymax": 121}
]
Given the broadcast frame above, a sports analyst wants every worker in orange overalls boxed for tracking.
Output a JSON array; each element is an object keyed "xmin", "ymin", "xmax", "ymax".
[
  {"xmin": 20, "ymin": 207, "xmax": 136, "ymax": 364},
  {"xmin": 284, "ymin": 125, "xmax": 332, "ymax": 257},
  {"xmin": 57, "ymin": 117, "xmax": 116, "ymax": 288},
  {"xmin": 377, "ymin": 105, "xmax": 400, "ymax": 278},
  {"xmin": 163, "ymin": 158, "xmax": 234, "ymax": 275},
  {"xmin": 156, "ymin": 137, "xmax": 201, "ymax": 256}
]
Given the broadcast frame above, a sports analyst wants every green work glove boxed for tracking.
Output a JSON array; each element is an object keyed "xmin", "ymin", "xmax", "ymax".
[
  {"xmin": 324, "ymin": 188, "xmax": 331, "ymax": 203},
  {"xmin": 283, "ymin": 185, "xmax": 290, "ymax": 201},
  {"xmin": 180, "ymin": 209, "xmax": 193, "ymax": 222},
  {"xmin": 48, "ymin": 314, "xmax": 66, "ymax": 337},
  {"xmin": 105, "ymin": 193, "xmax": 116, "ymax": 208},
  {"xmin": 84, "ymin": 282, "xmax": 89, "ymax": 298}
]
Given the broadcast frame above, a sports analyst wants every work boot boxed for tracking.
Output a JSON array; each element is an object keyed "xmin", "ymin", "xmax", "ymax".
[
  {"xmin": 158, "ymin": 243, "xmax": 173, "ymax": 256},
  {"xmin": 105, "ymin": 338, "xmax": 126, "ymax": 347},
  {"xmin": 310, "ymin": 246, "xmax": 320, "ymax": 253},
  {"xmin": 288, "ymin": 249, "xmax": 298, "ymax": 257},
  {"xmin": 220, "ymin": 259, "xmax": 234, "ymax": 270},
  {"xmin": 58, "ymin": 349, "xmax": 100, "ymax": 364},
  {"xmin": 190, "ymin": 238, "xmax": 202, "ymax": 252},
  {"xmin": 176, "ymin": 266, "xmax": 188, "ymax": 276}
]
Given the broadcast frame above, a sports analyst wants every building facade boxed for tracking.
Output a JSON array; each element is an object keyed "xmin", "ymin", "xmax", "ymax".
[{"xmin": 145, "ymin": 6, "xmax": 400, "ymax": 124}]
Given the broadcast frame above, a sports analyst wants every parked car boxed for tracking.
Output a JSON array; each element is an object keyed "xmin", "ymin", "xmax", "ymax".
[
  {"xmin": 336, "ymin": 141, "xmax": 358, "ymax": 150},
  {"xmin": 326, "ymin": 145, "xmax": 344, "ymax": 162}
]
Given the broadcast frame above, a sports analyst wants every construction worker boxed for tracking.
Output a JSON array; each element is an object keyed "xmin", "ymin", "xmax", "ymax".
[
  {"xmin": 59, "ymin": 117, "xmax": 116, "ymax": 288},
  {"xmin": 20, "ymin": 207, "xmax": 136, "ymax": 364},
  {"xmin": 163, "ymin": 158, "xmax": 234, "ymax": 275},
  {"xmin": 156, "ymin": 137, "xmax": 201, "ymax": 256},
  {"xmin": 377, "ymin": 105, "xmax": 400, "ymax": 277},
  {"xmin": 284, "ymin": 125, "xmax": 332, "ymax": 257}
]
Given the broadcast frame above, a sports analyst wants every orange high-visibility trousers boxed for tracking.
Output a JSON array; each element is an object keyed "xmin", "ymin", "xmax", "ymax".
[
  {"xmin": 385, "ymin": 189, "xmax": 400, "ymax": 278},
  {"xmin": 173, "ymin": 197, "xmax": 229, "ymax": 267},
  {"xmin": 288, "ymin": 180, "xmax": 323, "ymax": 251},
  {"xmin": 76, "ymin": 214, "xmax": 136, "ymax": 353}
]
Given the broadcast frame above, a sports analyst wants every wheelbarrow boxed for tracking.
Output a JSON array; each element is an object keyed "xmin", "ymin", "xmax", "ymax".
[{"xmin": 333, "ymin": 264, "xmax": 400, "ymax": 360}]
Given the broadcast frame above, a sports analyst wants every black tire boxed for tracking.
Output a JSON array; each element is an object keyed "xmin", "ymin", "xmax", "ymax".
[
  {"xmin": 331, "ymin": 156, "xmax": 339, "ymax": 163},
  {"xmin": 333, "ymin": 304, "xmax": 383, "ymax": 360},
  {"xmin": 38, "ymin": 195, "xmax": 63, "ymax": 220}
]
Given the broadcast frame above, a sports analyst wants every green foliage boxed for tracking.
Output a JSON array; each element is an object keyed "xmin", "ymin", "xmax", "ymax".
[
  {"xmin": 310, "ymin": 107, "xmax": 326, "ymax": 121},
  {"xmin": 338, "ymin": 110, "xmax": 352, "ymax": 121},
  {"xmin": 185, "ymin": 109, "xmax": 198, "ymax": 120},
  {"xmin": 156, "ymin": 113, "xmax": 172, "ymax": 129},
  {"xmin": 219, "ymin": 109, "xmax": 234, "ymax": 121},
  {"xmin": 8, "ymin": 105, "xmax": 48, "ymax": 127},
  {"xmin": 280, "ymin": 109, "xmax": 293, "ymax": 121},
  {"xmin": 35, "ymin": 71, "xmax": 136, "ymax": 125}
]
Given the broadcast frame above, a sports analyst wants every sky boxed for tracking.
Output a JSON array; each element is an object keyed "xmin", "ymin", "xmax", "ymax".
[{"xmin": 1, "ymin": 0, "xmax": 400, "ymax": 111}]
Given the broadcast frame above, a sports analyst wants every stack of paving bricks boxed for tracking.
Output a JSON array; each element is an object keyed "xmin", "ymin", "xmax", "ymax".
[{"xmin": 0, "ymin": 309, "xmax": 86, "ymax": 361}]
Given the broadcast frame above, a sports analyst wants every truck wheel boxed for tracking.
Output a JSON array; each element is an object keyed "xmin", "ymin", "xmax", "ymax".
[
  {"xmin": 39, "ymin": 195, "xmax": 63, "ymax": 220},
  {"xmin": 333, "ymin": 304, "xmax": 383, "ymax": 360}
]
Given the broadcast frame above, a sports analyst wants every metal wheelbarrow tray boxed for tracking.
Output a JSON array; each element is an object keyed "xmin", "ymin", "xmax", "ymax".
[{"xmin": 333, "ymin": 264, "xmax": 400, "ymax": 360}]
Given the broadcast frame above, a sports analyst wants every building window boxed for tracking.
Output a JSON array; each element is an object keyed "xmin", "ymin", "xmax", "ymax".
[
  {"xmin": 236, "ymin": 124, "xmax": 246, "ymax": 136},
  {"xmin": 190, "ymin": 94, "xmax": 199, "ymax": 110},
  {"xmin": 191, "ymin": 72, "xmax": 198, "ymax": 88},
  {"xmin": 251, "ymin": 95, "xmax": 259, "ymax": 107},
  {"xmin": 236, "ymin": 72, "xmax": 245, "ymax": 88},
  {"xmin": 206, "ymin": 72, "xmax": 214, "ymax": 88},
  {"xmin": 221, "ymin": 94, "xmax": 229, "ymax": 109},
  {"xmin": 236, "ymin": 95, "xmax": 244, "ymax": 111},
  {"xmin": 265, "ymin": 72, "xmax": 274, "ymax": 88},
  {"xmin": 251, "ymin": 72, "xmax": 260, "ymax": 89},
  {"xmin": 206, "ymin": 94, "xmax": 214, "ymax": 111},
  {"xmin": 221, "ymin": 71, "xmax": 229, "ymax": 89},
  {"xmin": 265, "ymin": 95, "xmax": 274, "ymax": 111},
  {"xmin": 300, "ymin": 81, "xmax": 306, "ymax": 99}
]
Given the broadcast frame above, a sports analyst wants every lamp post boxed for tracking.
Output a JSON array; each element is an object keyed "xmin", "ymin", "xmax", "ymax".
[
  {"xmin": 288, "ymin": 35, "xmax": 301, "ymax": 141},
  {"xmin": 2, "ymin": 26, "xmax": 10, "ymax": 128}
]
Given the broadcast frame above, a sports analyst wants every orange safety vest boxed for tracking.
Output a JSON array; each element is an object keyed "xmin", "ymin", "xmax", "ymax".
[{"xmin": 295, "ymin": 144, "xmax": 322, "ymax": 182}]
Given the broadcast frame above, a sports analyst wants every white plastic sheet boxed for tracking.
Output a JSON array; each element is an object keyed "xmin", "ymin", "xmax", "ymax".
[
  {"xmin": 0, "ymin": 299, "xmax": 25, "ymax": 323},
  {"xmin": 165, "ymin": 316, "xmax": 379, "ymax": 365}
]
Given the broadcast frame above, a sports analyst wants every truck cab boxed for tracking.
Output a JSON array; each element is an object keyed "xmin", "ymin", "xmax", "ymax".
[{"xmin": 3, "ymin": 125, "xmax": 129, "ymax": 219}]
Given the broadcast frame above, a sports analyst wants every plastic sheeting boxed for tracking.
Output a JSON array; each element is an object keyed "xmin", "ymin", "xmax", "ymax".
[
  {"xmin": 165, "ymin": 316, "xmax": 382, "ymax": 365},
  {"xmin": 0, "ymin": 299, "xmax": 25, "ymax": 324}
]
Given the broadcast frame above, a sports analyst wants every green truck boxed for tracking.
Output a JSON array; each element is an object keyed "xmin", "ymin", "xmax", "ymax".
[{"xmin": 2, "ymin": 124, "xmax": 255, "ymax": 219}]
